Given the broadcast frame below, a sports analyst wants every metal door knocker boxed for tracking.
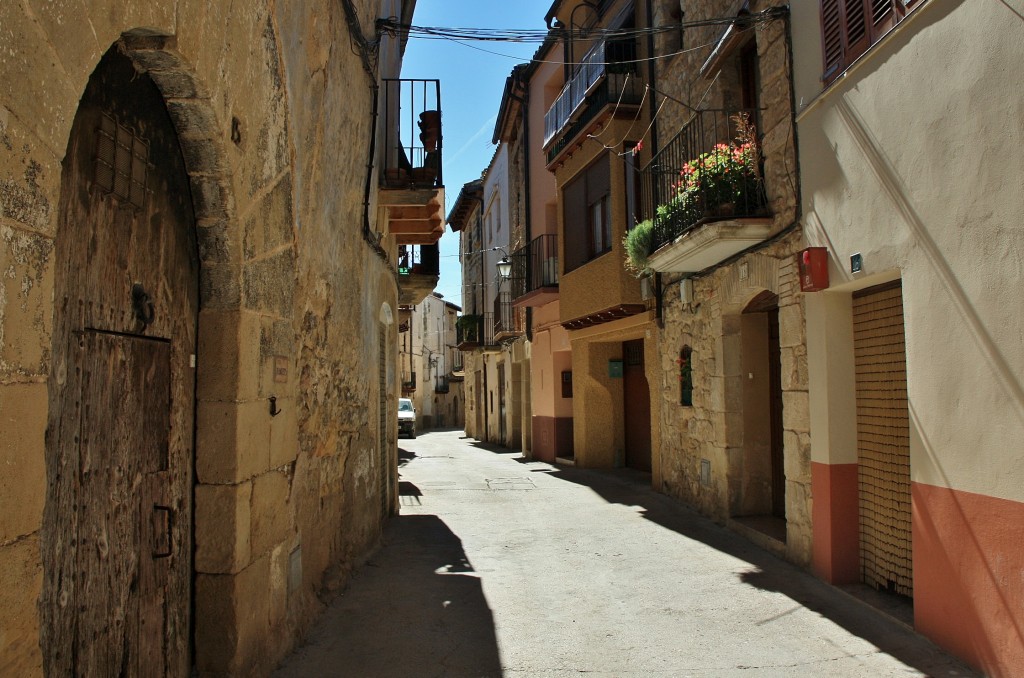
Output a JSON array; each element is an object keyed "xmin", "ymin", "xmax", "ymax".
[
  {"xmin": 269, "ymin": 395, "xmax": 281, "ymax": 417},
  {"xmin": 131, "ymin": 283, "xmax": 155, "ymax": 327}
]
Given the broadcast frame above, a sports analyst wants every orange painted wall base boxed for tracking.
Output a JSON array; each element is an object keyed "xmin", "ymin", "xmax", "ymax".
[
  {"xmin": 811, "ymin": 462, "xmax": 859, "ymax": 584},
  {"xmin": 531, "ymin": 416, "xmax": 573, "ymax": 463},
  {"xmin": 913, "ymin": 482, "xmax": 1024, "ymax": 677}
]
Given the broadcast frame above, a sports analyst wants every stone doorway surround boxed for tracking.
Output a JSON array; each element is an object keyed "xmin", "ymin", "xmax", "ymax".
[
  {"xmin": 657, "ymin": 245, "xmax": 812, "ymax": 566},
  {"xmin": 38, "ymin": 28, "xmax": 299, "ymax": 675}
]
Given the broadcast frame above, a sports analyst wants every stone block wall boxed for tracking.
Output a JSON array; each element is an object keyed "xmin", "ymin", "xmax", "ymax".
[
  {"xmin": 651, "ymin": 1, "xmax": 811, "ymax": 565},
  {"xmin": 0, "ymin": 0, "xmax": 403, "ymax": 675}
]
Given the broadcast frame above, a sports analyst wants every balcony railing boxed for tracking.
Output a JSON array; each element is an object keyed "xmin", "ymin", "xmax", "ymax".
[
  {"xmin": 493, "ymin": 292, "xmax": 523, "ymax": 338},
  {"xmin": 482, "ymin": 312, "xmax": 498, "ymax": 347},
  {"xmin": 456, "ymin": 313, "xmax": 499, "ymax": 350},
  {"xmin": 456, "ymin": 314, "xmax": 483, "ymax": 349},
  {"xmin": 397, "ymin": 243, "xmax": 439, "ymax": 277},
  {"xmin": 511, "ymin": 234, "xmax": 559, "ymax": 301},
  {"xmin": 401, "ymin": 373, "xmax": 416, "ymax": 393},
  {"xmin": 543, "ymin": 39, "xmax": 640, "ymax": 148},
  {"xmin": 381, "ymin": 79, "xmax": 443, "ymax": 190},
  {"xmin": 434, "ymin": 376, "xmax": 450, "ymax": 394},
  {"xmin": 639, "ymin": 108, "xmax": 769, "ymax": 254}
]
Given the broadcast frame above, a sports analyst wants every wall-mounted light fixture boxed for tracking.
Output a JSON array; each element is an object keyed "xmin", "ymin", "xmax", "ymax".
[{"xmin": 496, "ymin": 255, "xmax": 512, "ymax": 279}]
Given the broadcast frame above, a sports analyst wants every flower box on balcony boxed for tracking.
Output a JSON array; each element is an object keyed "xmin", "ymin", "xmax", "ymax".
[{"xmin": 626, "ymin": 112, "xmax": 770, "ymax": 275}]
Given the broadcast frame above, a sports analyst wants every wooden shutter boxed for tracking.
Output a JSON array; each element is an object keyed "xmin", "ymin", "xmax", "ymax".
[
  {"xmin": 563, "ymin": 176, "xmax": 587, "ymax": 273},
  {"xmin": 821, "ymin": 0, "xmax": 907, "ymax": 84},
  {"xmin": 820, "ymin": 0, "xmax": 844, "ymax": 81}
]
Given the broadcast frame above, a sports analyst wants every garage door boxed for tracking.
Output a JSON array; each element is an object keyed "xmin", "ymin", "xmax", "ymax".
[{"xmin": 854, "ymin": 281, "xmax": 912, "ymax": 598}]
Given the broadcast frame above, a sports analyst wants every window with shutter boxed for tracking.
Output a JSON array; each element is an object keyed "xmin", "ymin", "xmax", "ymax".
[
  {"xmin": 820, "ymin": 0, "xmax": 915, "ymax": 84},
  {"xmin": 562, "ymin": 153, "xmax": 612, "ymax": 273}
]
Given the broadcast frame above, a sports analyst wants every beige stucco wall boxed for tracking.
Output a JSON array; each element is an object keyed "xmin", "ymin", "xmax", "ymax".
[
  {"xmin": 792, "ymin": 0, "xmax": 1024, "ymax": 502},
  {"xmin": 0, "ymin": 1, "xmax": 405, "ymax": 674},
  {"xmin": 570, "ymin": 312, "xmax": 661, "ymax": 484}
]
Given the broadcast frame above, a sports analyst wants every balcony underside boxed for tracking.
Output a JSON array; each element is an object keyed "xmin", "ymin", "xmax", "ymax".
[
  {"xmin": 398, "ymin": 273, "xmax": 440, "ymax": 306},
  {"xmin": 561, "ymin": 303, "xmax": 647, "ymax": 331},
  {"xmin": 545, "ymin": 103, "xmax": 640, "ymax": 170},
  {"xmin": 646, "ymin": 217, "xmax": 773, "ymax": 274},
  {"xmin": 513, "ymin": 286, "xmax": 558, "ymax": 308},
  {"xmin": 382, "ymin": 187, "xmax": 446, "ymax": 245}
]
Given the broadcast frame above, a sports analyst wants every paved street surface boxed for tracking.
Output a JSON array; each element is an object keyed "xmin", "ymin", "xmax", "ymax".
[{"xmin": 276, "ymin": 430, "xmax": 974, "ymax": 678}]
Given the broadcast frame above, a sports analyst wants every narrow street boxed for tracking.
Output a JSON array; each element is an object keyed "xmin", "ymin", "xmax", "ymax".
[{"xmin": 276, "ymin": 430, "xmax": 973, "ymax": 678}]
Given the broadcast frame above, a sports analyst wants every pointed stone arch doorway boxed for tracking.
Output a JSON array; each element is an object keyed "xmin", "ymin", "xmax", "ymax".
[{"xmin": 41, "ymin": 32, "xmax": 241, "ymax": 676}]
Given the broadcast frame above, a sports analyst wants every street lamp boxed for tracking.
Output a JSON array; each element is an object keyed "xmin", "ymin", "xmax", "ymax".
[{"xmin": 496, "ymin": 255, "xmax": 512, "ymax": 280}]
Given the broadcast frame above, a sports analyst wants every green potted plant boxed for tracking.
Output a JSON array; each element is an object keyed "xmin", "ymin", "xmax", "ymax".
[
  {"xmin": 456, "ymin": 314, "xmax": 481, "ymax": 343},
  {"xmin": 623, "ymin": 218, "xmax": 655, "ymax": 275}
]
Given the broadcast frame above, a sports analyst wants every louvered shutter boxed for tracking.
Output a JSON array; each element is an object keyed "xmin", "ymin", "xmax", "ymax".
[
  {"xmin": 821, "ymin": 0, "xmax": 909, "ymax": 84},
  {"xmin": 820, "ymin": 0, "xmax": 844, "ymax": 81}
]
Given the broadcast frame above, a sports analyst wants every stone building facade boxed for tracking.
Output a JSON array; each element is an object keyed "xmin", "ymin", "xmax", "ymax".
[
  {"xmin": 0, "ymin": 0, "xmax": 430, "ymax": 675},
  {"xmin": 399, "ymin": 293, "xmax": 463, "ymax": 431},
  {"xmin": 645, "ymin": 1, "xmax": 809, "ymax": 563}
]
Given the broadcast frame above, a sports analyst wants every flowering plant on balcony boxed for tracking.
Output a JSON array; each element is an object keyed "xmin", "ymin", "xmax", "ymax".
[
  {"xmin": 679, "ymin": 140, "xmax": 760, "ymax": 208},
  {"xmin": 625, "ymin": 115, "xmax": 765, "ymax": 273}
]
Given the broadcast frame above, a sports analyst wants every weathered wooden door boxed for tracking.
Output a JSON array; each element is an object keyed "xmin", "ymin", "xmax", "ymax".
[
  {"xmin": 43, "ymin": 46, "xmax": 198, "ymax": 676},
  {"xmin": 623, "ymin": 339, "xmax": 651, "ymax": 471}
]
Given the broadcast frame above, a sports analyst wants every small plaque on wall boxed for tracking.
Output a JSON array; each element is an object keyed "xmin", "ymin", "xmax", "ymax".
[
  {"xmin": 274, "ymin": 356, "xmax": 289, "ymax": 383},
  {"xmin": 608, "ymin": 360, "xmax": 623, "ymax": 379}
]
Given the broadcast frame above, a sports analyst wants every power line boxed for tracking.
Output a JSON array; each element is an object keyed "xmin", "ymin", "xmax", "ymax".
[{"xmin": 376, "ymin": 10, "xmax": 784, "ymax": 48}]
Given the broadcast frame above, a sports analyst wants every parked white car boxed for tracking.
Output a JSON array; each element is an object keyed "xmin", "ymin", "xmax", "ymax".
[{"xmin": 398, "ymin": 397, "xmax": 416, "ymax": 438}]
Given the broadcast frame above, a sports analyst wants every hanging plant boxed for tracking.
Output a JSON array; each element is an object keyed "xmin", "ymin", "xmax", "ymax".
[{"xmin": 623, "ymin": 218, "xmax": 655, "ymax": 276}]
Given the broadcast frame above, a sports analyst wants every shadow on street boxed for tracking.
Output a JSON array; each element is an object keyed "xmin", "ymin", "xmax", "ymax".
[
  {"xmin": 536, "ymin": 462, "xmax": 974, "ymax": 677},
  {"xmin": 275, "ymin": 513, "xmax": 502, "ymax": 678}
]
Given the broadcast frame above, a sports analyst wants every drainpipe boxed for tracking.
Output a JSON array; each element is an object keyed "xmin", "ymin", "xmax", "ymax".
[
  {"xmin": 340, "ymin": 0, "xmax": 389, "ymax": 263},
  {"xmin": 362, "ymin": 83, "xmax": 383, "ymax": 257},
  {"xmin": 510, "ymin": 71, "xmax": 534, "ymax": 341},
  {"xmin": 645, "ymin": 0, "xmax": 659, "ymax": 156}
]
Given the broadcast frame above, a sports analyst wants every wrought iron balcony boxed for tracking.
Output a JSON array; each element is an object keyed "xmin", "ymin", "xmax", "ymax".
[
  {"xmin": 493, "ymin": 291, "xmax": 523, "ymax": 340},
  {"xmin": 637, "ymin": 108, "xmax": 771, "ymax": 273},
  {"xmin": 434, "ymin": 376, "xmax": 450, "ymax": 394},
  {"xmin": 456, "ymin": 314, "xmax": 483, "ymax": 350},
  {"xmin": 382, "ymin": 79, "xmax": 443, "ymax": 189},
  {"xmin": 380, "ymin": 79, "xmax": 446, "ymax": 246},
  {"xmin": 456, "ymin": 313, "xmax": 501, "ymax": 350},
  {"xmin": 397, "ymin": 243, "xmax": 440, "ymax": 306},
  {"xmin": 511, "ymin": 234, "xmax": 559, "ymax": 307},
  {"xmin": 481, "ymin": 312, "xmax": 498, "ymax": 349},
  {"xmin": 401, "ymin": 372, "xmax": 416, "ymax": 393},
  {"xmin": 543, "ymin": 39, "xmax": 643, "ymax": 162}
]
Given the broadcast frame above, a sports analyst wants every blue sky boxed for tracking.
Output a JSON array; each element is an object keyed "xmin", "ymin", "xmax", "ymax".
[{"xmin": 400, "ymin": 0, "xmax": 554, "ymax": 307}]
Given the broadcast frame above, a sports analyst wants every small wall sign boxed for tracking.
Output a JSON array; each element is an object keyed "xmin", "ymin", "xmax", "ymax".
[{"xmin": 274, "ymin": 356, "xmax": 289, "ymax": 383}]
